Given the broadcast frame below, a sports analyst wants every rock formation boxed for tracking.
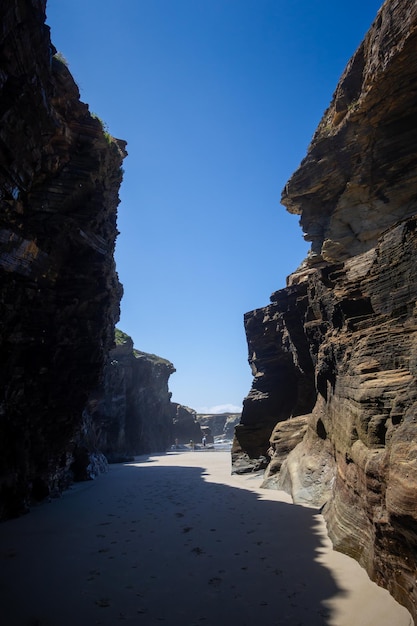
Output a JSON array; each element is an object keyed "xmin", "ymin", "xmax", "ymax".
[
  {"xmin": 196, "ymin": 412, "xmax": 241, "ymax": 441},
  {"xmin": 83, "ymin": 330, "xmax": 175, "ymax": 461},
  {"xmin": 233, "ymin": 0, "xmax": 417, "ymax": 619},
  {"xmin": 172, "ymin": 403, "xmax": 202, "ymax": 445},
  {"xmin": 0, "ymin": 1, "xmax": 126, "ymax": 518}
]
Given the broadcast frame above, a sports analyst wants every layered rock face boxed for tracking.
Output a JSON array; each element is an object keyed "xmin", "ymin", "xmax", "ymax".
[
  {"xmin": 234, "ymin": 0, "xmax": 417, "ymax": 619},
  {"xmin": 0, "ymin": 1, "xmax": 126, "ymax": 517},
  {"xmin": 84, "ymin": 331, "xmax": 175, "ymax": 461},
  {"xmin": 172, "ymin": 403, "xmax": 202, "ymax": 445},
  {"xmin": 196, "ymin": 413, "xmax": 241, "ymax": 440},
  {"xmin": 232, "ymin": 281, "xmax": 316, "ymax": 473}
]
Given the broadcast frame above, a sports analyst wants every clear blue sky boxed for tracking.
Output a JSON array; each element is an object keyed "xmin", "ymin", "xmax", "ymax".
[{"xmin": 46, "ymin": 0, "xmax": 382, "ymax": 413}]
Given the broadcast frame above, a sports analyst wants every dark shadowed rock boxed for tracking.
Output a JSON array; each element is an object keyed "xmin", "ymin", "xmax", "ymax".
[
  {"xmin": 83, "ymin": 330, "xmax": 175, "ymax": 461},
  {"xmin": 231, "ymin": 281, "xmax": 316, "ymax": 471},
  {"xmin": 0, "ymin": 1, "xmax": 125, "ymax": 517},
  {"xmin": 172, "ymin": 403, "xmax": 202, "ymax": 445}
]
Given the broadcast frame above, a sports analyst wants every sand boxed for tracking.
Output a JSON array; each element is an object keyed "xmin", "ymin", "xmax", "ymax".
[{"xmin": 0, "ymin": 449, "xmax": 412, "ymax": 626}]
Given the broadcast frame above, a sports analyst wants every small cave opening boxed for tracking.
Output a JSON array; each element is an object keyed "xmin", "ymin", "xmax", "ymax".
[{"xmin": 316, "ymin": 418, "xmax": 327, "ymax": 440}]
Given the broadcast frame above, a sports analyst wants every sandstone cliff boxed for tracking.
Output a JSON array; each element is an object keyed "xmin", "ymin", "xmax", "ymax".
[
  {"xmin": 233, "ymin": 0, "xmax": 417, "ymax": 619},
  {"xmin": 0, "ymin": 1, "xmax": 126, "ymax": 517},
  {"xmin": 83, "ymin": 330, "xmax": 175, "ymax": 461}
]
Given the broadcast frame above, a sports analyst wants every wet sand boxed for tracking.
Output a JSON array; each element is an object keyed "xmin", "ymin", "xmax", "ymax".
[{"xmin": 0, "ymin": 450, "xmax": 412, "ymax": 625}]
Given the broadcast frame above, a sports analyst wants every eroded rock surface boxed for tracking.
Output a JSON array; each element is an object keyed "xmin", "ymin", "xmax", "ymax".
[
  {"xmin": 282, "ymin": 0, "xmax": 417, "ymax": 264},
  {"xmin": 0, "ymin": 1, "xmax": 126, "ymax": 517},
  {"xmin": 234, "ymin": 0, "xmax": 417, "ymax": 619},
  {"xmin": 172, "ymin": 403, "xmax": 202, "ymax": 445},
  {"xmin": 196, "ymin": 413, "xmax": 241, "ymax": 441},
  {"xmin": 84, "ymin": 331, "xmax": 175, "ymax": 461}
]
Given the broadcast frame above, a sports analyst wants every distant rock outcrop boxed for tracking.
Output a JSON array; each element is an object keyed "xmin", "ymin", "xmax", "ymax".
[
  {"xmin": 0, "ymin": 1, "xmax": 125, "ymax": 517},
  {"xmin": 233, "ymin": 0, "xmax": 417, "ymax": 619},
  {"xmin": 83, "ymin": 330, "xmax": 175, "ymax": 461},
  {"xmin": 172, "ymin": 403, "xmax": 202, "ymax": 445},
  {"xmin": 196, "ymin": 413, "xmax": 241, "ymax": 441}
]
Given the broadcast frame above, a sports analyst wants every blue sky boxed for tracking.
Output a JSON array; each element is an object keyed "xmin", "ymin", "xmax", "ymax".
[{"xmin": 46, "ymin": 0, "xmax": 382, "ymax": 413}]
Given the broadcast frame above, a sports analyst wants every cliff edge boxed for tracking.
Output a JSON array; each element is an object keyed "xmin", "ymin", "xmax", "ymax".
[
  {"xmin": 233, "ymin": 0, "xmax": 417, "ymax": 619},
  {"xmin": 0, "ymin": 1, "xmax": 126, "ymax": 517}
]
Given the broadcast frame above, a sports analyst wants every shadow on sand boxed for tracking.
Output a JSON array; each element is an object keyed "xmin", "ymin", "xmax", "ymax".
[{"xmin": 0, "ymin": 455, "xmax": 370, "ymax": 625}]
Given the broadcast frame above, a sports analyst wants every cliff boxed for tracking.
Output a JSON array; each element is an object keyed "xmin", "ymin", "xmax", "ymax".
[
  {"xmin": 0, "ymin": 1, "xmax": 126, "ymax": 517},
  {"xmin": 196, "ymin": 413, "xmax": 241, "ymax": 441},
  {"xmin": 172, "ymin": 403, "xmax": 202, "ymax": 444},
  {"xmin": 233, "ymin": 0, "xmax": 417, "ymax": 619},
  {"xmin": 83, "ymin": 330, "xmax": 175, "ymax": 461}
]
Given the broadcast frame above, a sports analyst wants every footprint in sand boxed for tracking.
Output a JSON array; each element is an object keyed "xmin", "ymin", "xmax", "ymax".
[{"xmin": 87, "ymin": 569, "xmax": 101, "ymax": 581}]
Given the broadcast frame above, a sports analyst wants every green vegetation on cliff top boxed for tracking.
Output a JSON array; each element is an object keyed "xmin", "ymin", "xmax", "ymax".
[
  {"xmin": 115, "ymin": 328, "xmax": 174, "ymax": 368},
  {"xmin": 115, "ymin": 328, "xmax": 131, "ymax": 345}
]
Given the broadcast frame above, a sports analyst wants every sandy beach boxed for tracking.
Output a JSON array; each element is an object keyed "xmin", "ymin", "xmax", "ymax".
[{"xmin": 0, "ymin": 449, "xmax": 412, "ymax": 626}]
